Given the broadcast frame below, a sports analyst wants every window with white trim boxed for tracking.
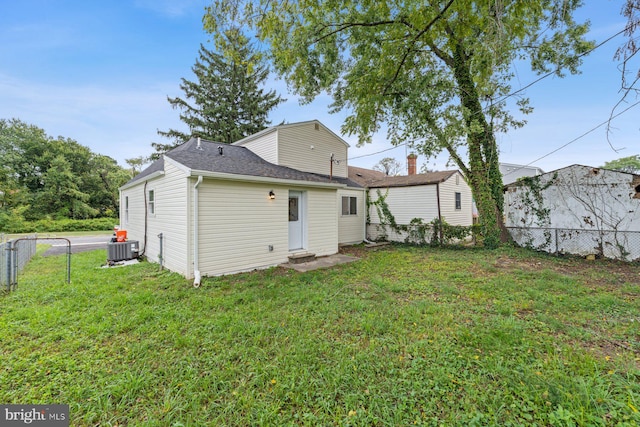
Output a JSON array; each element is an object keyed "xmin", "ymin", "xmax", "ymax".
[
  {"xmin": 148, "ymin": 189, "xmax": 155, "ymax": 215},
  {"xmin": 341, "ymin": 196, "xmax": 357, "ymax": 216},
  {"xmin": 455, "ymin": 192, "xmax": 461, "ymax": 210}
]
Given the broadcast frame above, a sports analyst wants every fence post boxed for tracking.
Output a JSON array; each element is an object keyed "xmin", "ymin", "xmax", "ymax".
[
  {"xmin": 4, "ymin": 241, "xmax": 10, "ymax": 291},
  {"xmin": 12, "ymin": 240, "xmax": 18, "ymax": 289},
  {"xmin": 67, "ymin": 241, "xmax": 71, "ymax": 284}
]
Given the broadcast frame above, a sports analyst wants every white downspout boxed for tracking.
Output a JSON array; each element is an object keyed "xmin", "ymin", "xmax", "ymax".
[{"xmin": 193, "ymin": 175, "xmax": 203, "ymax": 287}]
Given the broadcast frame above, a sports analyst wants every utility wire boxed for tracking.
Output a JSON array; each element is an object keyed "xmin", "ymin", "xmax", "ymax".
[
  {"xmin": 512, "ymin": 99, "xmax": 640, "ymax": 172},
  {"xmin": 338, "ymin": 23, "xmax": 632, "ymax": 166},
  {"xmin": 348, "ymin": 142, "xmax": 409, "ymax": 161},
  {"xmin": 493, "ymin": 25, "xmax": 629, "ymax": 105}
]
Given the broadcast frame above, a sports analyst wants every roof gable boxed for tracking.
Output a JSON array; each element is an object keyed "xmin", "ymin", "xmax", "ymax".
[
  {"xmin": 233, "ymin": 119, "xmax": 350, "ymax": 148},
  {"xmin": 123, "ymin": 138, "xmax": 362, "ymax": 188}
]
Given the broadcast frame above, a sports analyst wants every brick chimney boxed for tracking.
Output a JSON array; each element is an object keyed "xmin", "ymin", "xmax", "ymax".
[{"xmin": 407, "ymin": 153, "xmax": 417, "ymax": 175}]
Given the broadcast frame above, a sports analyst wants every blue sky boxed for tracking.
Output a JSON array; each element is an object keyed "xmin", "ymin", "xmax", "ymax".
[{"xmin": 0, "ymin": 0, "xmax": 637, "ymax": 174}]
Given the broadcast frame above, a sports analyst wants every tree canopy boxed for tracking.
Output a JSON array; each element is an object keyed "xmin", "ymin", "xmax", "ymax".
[
  {"xmin": 153, "ymin": 28, "xmax": 284, "ymax": 157},
  {"xmin": 0, "ymin": 118, "xmax": 129, "ymax": 223},
  {"xmin": 602, "ymin": 154, "xmax": 640, "ymax": 174},
  {"xmin": 373, "ymin": 157, "xmax": 402, "ymax": 176},
  {"xmin": 204, "ymin": 0, "xmax": 592, "ymax": 247}
]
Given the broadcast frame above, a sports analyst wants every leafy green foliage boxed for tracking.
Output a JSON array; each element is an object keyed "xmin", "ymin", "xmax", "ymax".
[
  {"xmin": 602, "ymin": 154, "xmax": 640, "ymax": 174},
  {"xmin": 204, "ymin": 0, "xmax": 593, "ymax": 248},
  {"xmin": 368, "ymin": 189, "xmax": 475, "ymax": 246},
  {"xmin": 0, "ymin": 118, "xmax": 129, "ymax": 221},
  {"xmin": 0, "ymin": 217, "xmax": 116, "ymax": 233},
  {"xmin": 429, "ymin": 217, "xmax": 476, "ymax": 246},
  {"xmin": 372, "ymin": 157, "xmax": 401, "ymax": 176},
  {"xmin": 1, "ymin": 246, "xmax": 639, "ymax": 425},
  {"xmin": 154, "ymin": 28, "xmax": 284, "ymax": 157}
]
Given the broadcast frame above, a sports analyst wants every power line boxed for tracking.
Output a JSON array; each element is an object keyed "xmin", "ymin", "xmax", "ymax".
[
  {"xmin": 341, "ymin": 23, "xmax": 632, "ymax": 166},
  {"xmin": 348, "ymin": 142, "xmax": 409, "ymax": 161},
  {"xmin": 518, "ymin": 99, "xmax": 640, "ymax": 170},
  {"xmin": 494, "ymin": 24, "xmax": 630, "ymax": 105}
]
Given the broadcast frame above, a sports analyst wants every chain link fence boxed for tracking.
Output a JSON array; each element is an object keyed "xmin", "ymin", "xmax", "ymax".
[
  {"xmin": 1, "ymin": 236, "xmax": 37, "ymax": 292},
  {"xmin": 507, "ymin": 227, "xmax": 640, "ymax": 262}
]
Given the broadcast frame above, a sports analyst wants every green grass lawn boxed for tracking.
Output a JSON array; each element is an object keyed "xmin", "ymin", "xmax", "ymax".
[{"xmin": 1, "ymin": 245, "xmax": 639, "ymax": 426}]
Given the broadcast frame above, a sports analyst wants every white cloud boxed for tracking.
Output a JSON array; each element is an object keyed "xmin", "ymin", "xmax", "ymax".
[{"xmin": 0, "ymin": 73, "xmax": 186, "ymax": 165}]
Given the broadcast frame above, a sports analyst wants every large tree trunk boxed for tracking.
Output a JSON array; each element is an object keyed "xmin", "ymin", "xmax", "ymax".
[{"xmin": 451, "ymin": 44, "xmax": 509, "ymax": 248}]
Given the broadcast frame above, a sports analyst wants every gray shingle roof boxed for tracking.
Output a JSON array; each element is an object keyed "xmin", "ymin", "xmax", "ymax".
[
  {"xmin": 348, "ymin": 166, "xmax": 388, "ymax": 187},
  {"xmin": 348, "ymin": 166, "xmax": 458, "ymax": 188},
  {"xmin": 125, "ymin": 138, "xmax": 362, "ymax": 188}
]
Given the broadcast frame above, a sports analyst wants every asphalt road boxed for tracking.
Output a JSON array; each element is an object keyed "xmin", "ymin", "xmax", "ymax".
[{"xmin": 41, "ymin": 235, "xmax": 111, "ymax": 257}]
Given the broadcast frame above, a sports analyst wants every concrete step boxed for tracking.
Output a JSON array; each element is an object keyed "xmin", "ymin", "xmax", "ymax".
[{"xmin": 288, "ymin": 252, "xmax": 316, "ymax": 264}]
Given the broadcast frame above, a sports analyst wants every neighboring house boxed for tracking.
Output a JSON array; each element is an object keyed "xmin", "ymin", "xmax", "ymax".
[
  {"xmin": 500, "ymin": 162, "xmax": 544, "ymax": 185},
  {"xmin": 349, "ymin": 155, "xmax": 474, "ymax": 243},
  {"xmin": 119, "ymin": 120, "xmax": 365, "ymax": 282},
  {"xmin": 505, "ymin": 164, "xmax": 640, "ymax": 260}
]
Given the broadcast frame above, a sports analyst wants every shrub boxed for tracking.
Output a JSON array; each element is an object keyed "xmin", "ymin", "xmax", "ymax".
[{"xmin": 0, "ymin": 217, "xmax": 117, "ymax": 233}]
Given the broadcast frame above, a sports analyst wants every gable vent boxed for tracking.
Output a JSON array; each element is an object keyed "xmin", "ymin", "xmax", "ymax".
[{"xmin": 314, "ymin": 123, "xmax": 320, "ymax": 131}]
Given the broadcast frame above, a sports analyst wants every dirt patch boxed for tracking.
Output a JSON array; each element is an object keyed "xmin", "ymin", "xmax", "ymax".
[
  {"xmin": 494, "ymin": 253, "xmax": 640, "ymax": 288},
  {"xmin": 493, "ymin": 256, "xmax": 544, "ymax": 271}
]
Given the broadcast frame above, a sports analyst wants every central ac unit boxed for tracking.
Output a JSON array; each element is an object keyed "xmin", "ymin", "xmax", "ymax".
[{"xmin": 107, "ymin": 240, "xmax": 139, "ymax": 262}]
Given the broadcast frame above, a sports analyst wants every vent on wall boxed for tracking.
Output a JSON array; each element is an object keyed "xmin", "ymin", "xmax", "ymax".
[{"xmin": 314, "ymin": 123, "xmax": 320, "ymax": 131}]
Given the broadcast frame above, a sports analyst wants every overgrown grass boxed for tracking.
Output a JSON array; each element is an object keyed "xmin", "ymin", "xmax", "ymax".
[{"xmin": 1, "ymin": 245, "xmax": 639, "ymax": 426}]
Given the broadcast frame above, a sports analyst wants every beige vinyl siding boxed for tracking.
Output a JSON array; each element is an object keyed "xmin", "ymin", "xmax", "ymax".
[
  {"xmin": 277, "ymin": 123, "xmax": 349, "ymax": 178},
  {"xmin": 145, "ymin": 161, "xmax": 190, "ymax": 276},
  {"xmin": 367, "ymin": 223, "xmax": 412, "ymax": 242},
  {"xmin": 368, "ymin": 185, "xmax": 440, "ymax": 225},
  {"xmin": 367, "ymin": 185, "xmax": 439, "ymax": 243},
  {"xmin": 119, "ymin": 161, "xmax": 190, "ymax": 276},
  {"xmin": 306, "ymin": 188, "xmax": 339, "ymax": 256},
  {"xmin": 338, "ymin": 188, "xmax": 366, "ymax": 244},
  {"xmin": 439, "ymin": 173, "xmax": 473, "ymax": 226},
  {"xmin": 119, "ymin": 186, "xmax": 146, "ymax": 244},
  {"xmin": 236, "ymin": 130, "xmax": 278, "ymax": 164},
  {"xmin": 197, "ymin": 180, "xmax": 290, "ymax": 276}
]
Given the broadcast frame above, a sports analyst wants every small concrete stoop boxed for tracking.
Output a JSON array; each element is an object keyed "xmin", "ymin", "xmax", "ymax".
[{"xmin": 288, "ymin": 252, "xmax": 316, "ymax": 264}]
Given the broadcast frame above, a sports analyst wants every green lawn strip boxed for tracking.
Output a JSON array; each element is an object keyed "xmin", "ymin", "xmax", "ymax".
[{"xmin": 0, "ymin": 246, "xmax": 638, "ymax": 426}]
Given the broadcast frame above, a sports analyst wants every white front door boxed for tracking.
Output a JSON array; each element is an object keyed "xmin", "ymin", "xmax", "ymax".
[{"xmin": 288, "ymin": 191, "xmax": 304, "ymax": 251}]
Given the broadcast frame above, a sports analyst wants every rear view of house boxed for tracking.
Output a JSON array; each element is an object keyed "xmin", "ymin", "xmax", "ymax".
[{"xmin": 119, "ymin": 121, "xmax": 365, "ymax": 282}]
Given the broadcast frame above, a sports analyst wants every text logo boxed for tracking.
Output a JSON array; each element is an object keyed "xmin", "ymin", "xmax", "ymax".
[{"xmin": 1, "ymin": 405, "xmax": 69, "ymax": 426}]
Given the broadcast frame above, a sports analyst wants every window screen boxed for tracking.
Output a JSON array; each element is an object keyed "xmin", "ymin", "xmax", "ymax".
[{"xmin": 342, "ymin": 196, "xmax": 357, "ymax": 215}]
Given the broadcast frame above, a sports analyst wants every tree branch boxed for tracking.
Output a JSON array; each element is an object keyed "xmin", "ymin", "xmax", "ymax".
[
  {"xmin": 313, "ymin": 20, "xmax": 407, "ymax": 44},
  {"xmin": 382, "ymin": 0, "xmax": 456, "ymax": 96}
]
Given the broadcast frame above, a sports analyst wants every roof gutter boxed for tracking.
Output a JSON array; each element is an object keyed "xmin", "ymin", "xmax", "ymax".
[
  {"xmin": 119, "ymin": 171, "xmax": 165, "ymax": 191},
  {"xmin": 188, "ymin": 170, "xmax": 347, "ymax": 189}
]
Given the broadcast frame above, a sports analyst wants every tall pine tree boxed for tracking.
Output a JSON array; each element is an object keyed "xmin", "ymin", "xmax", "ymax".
[{"xmin": 154, "ymin": 28, "xmax": 284, "ymax": 156}]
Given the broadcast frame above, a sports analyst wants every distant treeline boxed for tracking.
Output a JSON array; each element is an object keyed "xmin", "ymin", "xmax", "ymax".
[{"xmin": 0, "ymin": 118, "xmax": 131, "ymax": 231}]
